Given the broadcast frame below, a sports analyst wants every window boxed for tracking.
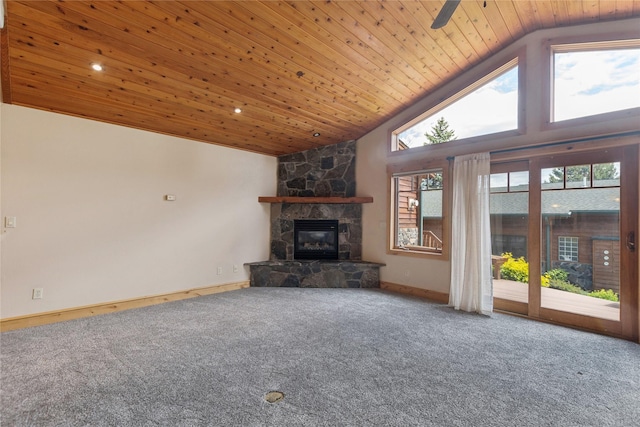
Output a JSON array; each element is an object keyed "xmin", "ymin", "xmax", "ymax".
[
  {"xmin": 541, "ymin": 162, "xmax": 620, "ymax": 190},
  {"xmin": 552, "ymin": 41, "xmax": 640, "ymax": 122},
  {"xmin": 558, "ymin": 236, "xmax": 579, "ymax": 262},
  {"xmin": 390, "ymin": 167, "xmax": 448, "ymax": 257},
  {"xmin": 490, "ymin": 171, "xmax": 529, "ymax": 193},
  {"xmin": 392, "ymin": 59, "xmax": 519, "ymax": 151}
]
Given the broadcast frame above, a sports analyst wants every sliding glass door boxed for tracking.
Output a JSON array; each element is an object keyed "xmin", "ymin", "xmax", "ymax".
[
  {"xmin": 534, "ymin": 146, "xmax": 637, "ymax": 338},
  {"xmin": 491, "ymin": 144, "xmax": 638, "ymax": 340}
]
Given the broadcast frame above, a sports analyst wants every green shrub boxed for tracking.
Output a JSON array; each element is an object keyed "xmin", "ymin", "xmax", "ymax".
[
  {"xmin": 500, "ymin": 252, "xmax": 551, "ymax": 286},
  {"xmin": 500, "ymin": 252, "xmax": 529, "ymax": 283},
  {"xmin": 541, "ymin": 268, "xmax": 568, "ymax": 287},
  {"xmin": 541, "ymin": 274, "xmax": 550, "ymax": 288},
  {"xmin": 547, "ymin": 279, "xmax": 620, "ymax": 302},
  {"xmin": 545, "ymin": 268, "xmax": 568, "ymax": 282},
  {"xmin": 588, "ymin": 289, "xmax": 619, "ymax": 302},
  {"xmin": 548, "ymin": 279, "xmax": 587, "ymax": 295}
]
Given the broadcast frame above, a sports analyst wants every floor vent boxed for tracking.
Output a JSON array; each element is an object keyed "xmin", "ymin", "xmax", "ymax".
[{"xmin": 264, "ymin": 391, "xmax": 285, "ymax": 404}]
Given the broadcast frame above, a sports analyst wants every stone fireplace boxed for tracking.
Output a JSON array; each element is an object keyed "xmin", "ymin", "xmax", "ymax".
[
  {"xmin": 270, "ymin": 203, "xmax": 361, "ymax": 261},
  {"xmin": 246, "ymin": 140, "xmax": 383, "ymax": 288},
  {"xmin": 270, "ymin": 140, "xmax": 362, "ymax": 261}
]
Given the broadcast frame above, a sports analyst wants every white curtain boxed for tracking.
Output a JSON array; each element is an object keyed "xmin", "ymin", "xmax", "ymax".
[{"xmin": 449, "ymin": 152, "xmax": 493, "ymax": 315}]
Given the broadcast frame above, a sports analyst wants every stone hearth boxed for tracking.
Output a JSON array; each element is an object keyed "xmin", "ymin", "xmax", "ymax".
[{"xmin": 246, "ymin": 260, "xmax": 383, "ymax": 288}]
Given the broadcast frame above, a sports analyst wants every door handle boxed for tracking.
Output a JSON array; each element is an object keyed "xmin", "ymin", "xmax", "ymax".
[{"xmin": 626, "ymin": 232, "xmax": 635, "ymax": 252}]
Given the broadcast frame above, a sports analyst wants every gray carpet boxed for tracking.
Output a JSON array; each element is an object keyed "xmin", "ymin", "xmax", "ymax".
[{"xmin": 1, "ymin": 288, "xmax": 639, "ymax": 426}]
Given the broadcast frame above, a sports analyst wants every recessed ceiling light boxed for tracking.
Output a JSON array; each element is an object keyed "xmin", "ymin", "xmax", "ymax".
[
  {"xmin": 91, "ymin": 63, "xmax": 103, "ymax": 71},
  {"xmin": 312, "ymin": 132, "xmax": 320, "ymax": 137},
  {"xmin": 234, "ymin": 107, "xmax": 242, "ymax": 114}
]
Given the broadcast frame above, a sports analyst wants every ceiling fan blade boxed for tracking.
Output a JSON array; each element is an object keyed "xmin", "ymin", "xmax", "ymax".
[{"xmin": 431, "ymin": 0, "xmax": 461, "ymax": 29}]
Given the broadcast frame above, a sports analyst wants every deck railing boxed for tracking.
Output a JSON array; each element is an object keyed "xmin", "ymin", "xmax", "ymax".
[{"xmin": 422, "ymin": 230, "xmax": 443, "ymax": 251}]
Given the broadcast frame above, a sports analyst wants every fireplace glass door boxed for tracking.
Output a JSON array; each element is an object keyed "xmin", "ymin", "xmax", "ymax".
[{"xmin": 294, "ymin": 220, "xmax": 339, "ymax": 260}]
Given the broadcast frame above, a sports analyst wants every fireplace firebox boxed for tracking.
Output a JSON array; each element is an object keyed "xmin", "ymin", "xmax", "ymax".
[{"xmin": 294, "ymin": 220, "xmax": 339, "ymax": 260}]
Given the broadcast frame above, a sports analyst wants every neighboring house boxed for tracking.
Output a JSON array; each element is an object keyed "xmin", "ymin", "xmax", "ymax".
[{"xmin": 397, "ymin": 176, "xmax": 444, "ymax": 251}]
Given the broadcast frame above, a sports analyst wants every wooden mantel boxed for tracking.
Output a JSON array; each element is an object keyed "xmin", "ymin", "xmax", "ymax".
[{"xmin": 258, "ymin": 196, "xmax": 373, "ymax": 204}]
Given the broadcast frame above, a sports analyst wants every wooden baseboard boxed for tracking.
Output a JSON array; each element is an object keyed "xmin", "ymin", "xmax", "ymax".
[
  {"xmin": 1, "ymin": 281, "xmax": 250, "ymax": 332},
  {"xmin": 380, "ymin": 281, "xmax": 449, "ymax": 304}
]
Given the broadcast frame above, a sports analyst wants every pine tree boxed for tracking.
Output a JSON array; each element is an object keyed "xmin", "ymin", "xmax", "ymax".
[{"xmin": 424, "ymin": 117, "xmax": 457, "ymax": 145}]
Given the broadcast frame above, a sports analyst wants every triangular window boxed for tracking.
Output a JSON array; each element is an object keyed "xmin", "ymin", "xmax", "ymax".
[{"xmin": 392, "ymin": 59, "xmax": 519, "ymax": 151}]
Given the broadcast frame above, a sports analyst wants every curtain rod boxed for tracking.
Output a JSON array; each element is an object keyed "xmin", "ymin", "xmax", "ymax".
[{"xmin": 446, "ymin": 130, "xmax": 640, "ymax": 161}]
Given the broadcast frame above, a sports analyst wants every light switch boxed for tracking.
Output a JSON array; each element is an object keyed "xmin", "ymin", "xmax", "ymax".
[
  {"xmin": 165, "ymin": 194, "xmax": 176, "ymax": 201},
  {"xmin": 5, "ymin": 217, "xmax": 16, "ymax": 228}
]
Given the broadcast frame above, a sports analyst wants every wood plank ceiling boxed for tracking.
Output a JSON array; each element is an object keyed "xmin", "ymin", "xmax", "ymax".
[{"xmin": 2, "ymin": 1, "xmax": 639, "ymax": 156}]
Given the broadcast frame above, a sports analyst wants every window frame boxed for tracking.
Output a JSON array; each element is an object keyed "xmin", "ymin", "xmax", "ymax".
[
  {"xmin": 389, "ymin": 53, "xmax": 525, "ymax": 156},
  {"xmin": 387, "ymin": 159, "xmax": 451, "ymax": 260}
]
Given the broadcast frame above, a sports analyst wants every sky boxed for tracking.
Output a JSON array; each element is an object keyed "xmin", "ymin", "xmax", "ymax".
[
  {"xmin": 397, "ymin": 47, "xmax": 640, "ymax": 149},
  {"xmin": 397, "ymin": 65, "xmax": 518, "ymax": 147},
  {"xmin": 554, "ymin": 49, "xmax": 640, "ymax": 121}
]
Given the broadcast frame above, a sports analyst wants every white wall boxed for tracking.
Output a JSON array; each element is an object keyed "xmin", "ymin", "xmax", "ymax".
[
  {"xmin": 1, "ymin": 104, "xmax": 276, "ymax": 318},
  {"xmin": 357, "ymin": 18, "xmax": 640, "ymax": 294}
]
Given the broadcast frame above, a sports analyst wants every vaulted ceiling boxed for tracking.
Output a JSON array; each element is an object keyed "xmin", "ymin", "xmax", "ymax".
[{"xmin": 2, "ymin": 1, "xmax": 639, "ymax": 156}]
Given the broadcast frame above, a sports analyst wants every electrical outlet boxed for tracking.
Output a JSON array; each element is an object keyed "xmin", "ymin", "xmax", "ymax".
[
  {"xmin": 233, "ymin": 264, "xmax": 239, "ymax": 273},
  {"xmin": 5, "ymin": 216, "xmax": 16, "ymax": 228},
  {"xmin": 32, "ymin": 288, "xmax": 44, "ymax": 299},
  {"xmin": 217, "ymin": 266, "xmax": 222, "ymax": 275}
]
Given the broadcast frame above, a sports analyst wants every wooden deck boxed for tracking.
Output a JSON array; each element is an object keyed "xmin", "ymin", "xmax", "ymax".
[{"xmin": 494, "ymin": 279, "xmax": 620, "ymax": 322}]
